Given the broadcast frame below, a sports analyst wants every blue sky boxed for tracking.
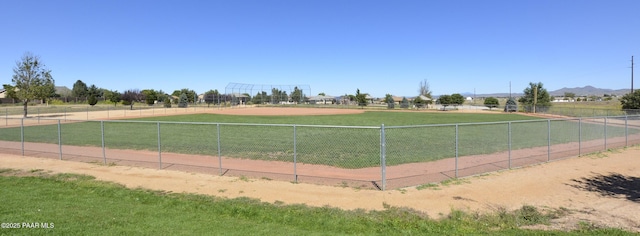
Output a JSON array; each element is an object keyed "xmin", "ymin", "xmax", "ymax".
[{"xmin": 1, "ymin": 0, "xmax": 638, "ymax": 97}]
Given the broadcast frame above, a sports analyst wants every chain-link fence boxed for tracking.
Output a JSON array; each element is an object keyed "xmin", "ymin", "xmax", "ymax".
[
  {"xmin": 0, "ymin": 104, "xmax": 235, "ymax": 122},
  {"xmin": 1, "ymin": 114, "xmax": 639, "ymax": 190},
  {"xmin": 519, "ymin": 105, "xmax": 640, "ymax": 117}
]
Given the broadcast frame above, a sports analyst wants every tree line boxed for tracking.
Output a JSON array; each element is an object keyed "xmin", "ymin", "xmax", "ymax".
[{"xmin": 6, "ymin": 53, "xmax": 640, "ymax": 117}]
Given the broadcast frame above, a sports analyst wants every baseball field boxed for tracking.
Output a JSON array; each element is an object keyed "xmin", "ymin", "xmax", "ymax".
[{"xmin": 1, "ymin": 106, "xmax": 639, "ymax": 234}]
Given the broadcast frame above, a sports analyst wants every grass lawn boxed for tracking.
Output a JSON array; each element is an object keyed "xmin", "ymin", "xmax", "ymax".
[
  {"xmin": 1, "ymin": 111, "xmax": 637, "ymax": 168},
  {"xmin": 128, "ymin": 111, "xmax": 538, "ymax": 126},
  {"xmin": 546, "ymin": 101, "xmax": 628, "ymax": 117},
  {"xmin": 0, "ymin": 169, "xmax": 632, "ymax": 235}
]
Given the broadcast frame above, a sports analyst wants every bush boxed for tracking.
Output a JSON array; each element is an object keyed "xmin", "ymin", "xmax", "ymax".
[
  {"xmin": 385, "ymin": 95, "xmax": 395, "ymax": 109},
  {"xmin": 400, "ymin": 97, "xmax": 409, "ymax": 108},
  {"xmin": 178, "ymin": 93, "xmax": 188, "ymax": 108},
  {"xmin": 620, "ymin": 90, "xmax": 640, "ymax": 109},
  {"xmin": 87, "ymin": 95, "xmax": 98, "ymax": 106},
  {"xmin": 164, "ymin": 97, "xmax": 171, "ymax": 108},
  {"xmin": 484, "ymin": 97, "xmax": 499, "ymax": 110},
  {"xmin": 504, "ymin": 98, "xmax": 517, "ymax": 112},
  {"xmin": 48, "ymin": 99, "xmax": 65, "ymax": 105},
  {"xmin": 414, "ymin": 96, "xmax": 425, "ymax": 108}
]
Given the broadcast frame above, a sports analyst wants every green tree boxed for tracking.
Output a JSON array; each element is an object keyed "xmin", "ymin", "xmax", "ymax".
[
  {"xmin": 384, "ymin": 94, "xmax": 394, "ymax": 109},
  {"xmin": 504, "ymin": 97, "xmax": 517, "ymax": 112},
  {"xmin": 41, "ymin": 78, "xmax": 56, "ymax": 103},
  {"xmin": 252, "ymin": 91, "xmax": 269, "ymax": 104},
  {"xmin": 400, "ymin": 97, "xmax": 409, "ymax": 108},
  {"xmin": 2, "ymin": 84, "xmax": 17, "ymax": 102},
  {"xmin": 450, "ymin": 93, "xmax": 465, "ymax": 106},
  {"xmin": 10, "ymin": 53, "xmax": 55, "ymax": 117},
  {"xmin": 270, "ymin": 88, "xmax": 287, "ymax": 104},
  {"xmin": 72, "ymin": 80, "xmax": 88, "ymax": 100},
  {"xmin": 204, "ymin": 89, "xmax": 220, "ymax": 107},
  {"xmin": 564, "ymin": 92, "xmax": 576, "ymax": 101},
  {"xmin": 355, "ymin": 89, "xmax": 367, "ymax": 107},
  {"xmin": 155, "ymin": 90, "xmax": 168, "ymax": 104},
  {"xmin": 290, "ymin": 87, "xmax": 304, "ymax": 103},
  {"xmin": 178, "ymin": 93, "xmax": 189, "ymax": 108},
  {"xmin": 141, "ymin": 89, "xmax": 158, "ymax": 106},
  {"xmin": 620, "ymin": 90, "xmax": 640, "ymax": 109},
  {"xmin": 518, "ymin": 82, "xmax": 551, "ymax": 113},
  {"xmin": 437, "ymin": 95, "xmax": 452, "ymax": 110},
  {"xmin": 163, "ymin": 97, "xmax": 172, "ymax": 108},
  {"xmin": 87, "ymin": 94, "xmax": 98, "ymax": 106},
  {"xmin": 347, "ymin": 94, "xmax": 356, "ymax": 103},
  {"xmin": 484, "ymin": 97, "xmax": 499, "ymax": 110},
  {"xmin": 86, "ymin": 84, "xmax": 102, "ymax": 104},
  {"xmin": 105, "ymin": 90, "xmax": 121, "ymax": 106},
  {"xmin": 414, "ymin": 96, "xmax": 425, "ymax": 108},
  {"xmin": 172, "ymin": 89, "xmax": 197, "ymax": 103}
]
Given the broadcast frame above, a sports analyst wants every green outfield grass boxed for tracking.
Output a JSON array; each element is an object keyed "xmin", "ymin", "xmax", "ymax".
[
  {"xmin": 1, "ymin": 111, "xmax": 638, "ymax": 168},
  {"xmin": 544, "ymin": 101, "xmax": 629, "ymax": 117},
  {"xmin": 0, "ymin": 169, "xmax": 631, "ymax": 235}
]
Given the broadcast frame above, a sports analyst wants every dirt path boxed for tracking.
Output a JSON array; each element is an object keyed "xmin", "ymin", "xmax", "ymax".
[{"xmin": 1, "ymin": 146, "xmax": 639, "ymax": 232}]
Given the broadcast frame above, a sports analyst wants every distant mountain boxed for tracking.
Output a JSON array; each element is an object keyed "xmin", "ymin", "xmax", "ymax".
[
  {"xmin": 549, "ymin": 86, "xmax": 629, "ymax": 97},
  {"xmin": 457, "ymin": 86, "xmax": 630, "ymax": 98}
]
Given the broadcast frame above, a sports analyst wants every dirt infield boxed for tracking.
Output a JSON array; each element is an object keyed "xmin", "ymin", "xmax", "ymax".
[
  {"xmin": 2, "ymin": 107, "xmax": 640, "ymax": 231},
  {"xmin": 71, "ymin": 106, "xmax": 367, "ymax": 119}
]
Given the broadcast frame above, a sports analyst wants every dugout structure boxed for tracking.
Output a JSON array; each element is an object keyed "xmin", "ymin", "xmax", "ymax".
[{"xmin": 225, "ymin": 83, "xmax": 311, "ymax": 105}]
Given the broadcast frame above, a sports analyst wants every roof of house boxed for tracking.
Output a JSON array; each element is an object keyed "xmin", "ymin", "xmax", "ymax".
[
  {"xmin": 308, "ymin": 95, "xmax": 335, "ymax": 101},
  {"xmin": 230, "ymin": 93, "xmax": 249, "ymax": 98},
  {"xmin": 418, "ymin": 95, "xmax": 432, "ymax": 101}
]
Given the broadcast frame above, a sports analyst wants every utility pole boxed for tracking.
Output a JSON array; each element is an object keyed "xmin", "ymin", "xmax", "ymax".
[{"xmin": 632, "ymin": 56, "xmax": 635, "ymax": 93}]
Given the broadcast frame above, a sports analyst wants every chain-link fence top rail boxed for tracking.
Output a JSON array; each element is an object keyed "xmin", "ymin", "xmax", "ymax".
[
  {"xmin": 0, "ymin": 105, "xmax": 231, "ymax": 122},
  {"xmin": 2, "ymin": 114, "xmax": 639, "ymax": 190}
]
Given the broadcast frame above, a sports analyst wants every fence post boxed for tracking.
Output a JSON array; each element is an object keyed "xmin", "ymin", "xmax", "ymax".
[
  {"xmin": 625, "ymin": 115, "xmax": 628, "ymax": 146},
  {"xmin": 20, "ymin": 118, "xmax": 24, "ymax": 156},
  {"xmin": 604, "ymin": 117, "xmax": 608, "ymax": 150},
  {"xmin": 455, "ymin": 124, "xmax": 459, "ymax": 178},
  {"xmin": 157, "ymin": 122, "xmax": 162, "ymax": 169},
  {"xmin": 217, "ymin": 123, "xmax": 222, "ymax": 175},
  {"xmin": 578, "ymin": 118, "xmax": 582, "ymax": 156},
  {"xmin": 380, "ymin": 124, "xmax": 386, "ymax": 191},
  {"xmin": 5, "ymin": 108, "xmax": 7, "ymax": 126},
  {"xmin": 86, "ymin": 106, "xmax": 89, "ymax": 120},
  {"xmin": 101, "ymin": 121, "xmax": 106, "ymax": 164},
  {"xmin": 508, "ymin": 122, "xmax": 512, "ymax": 169},
  {"xmin": 58, "ymin": 120, "xmax": 62, "ymax": 160},
  {"xmin": 293, "ymin": 125, "xmax": 298, "ymax": 183},
  {"xmin": 547, "ymin": 119, "xmax": 551, "ymax": 161}
]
